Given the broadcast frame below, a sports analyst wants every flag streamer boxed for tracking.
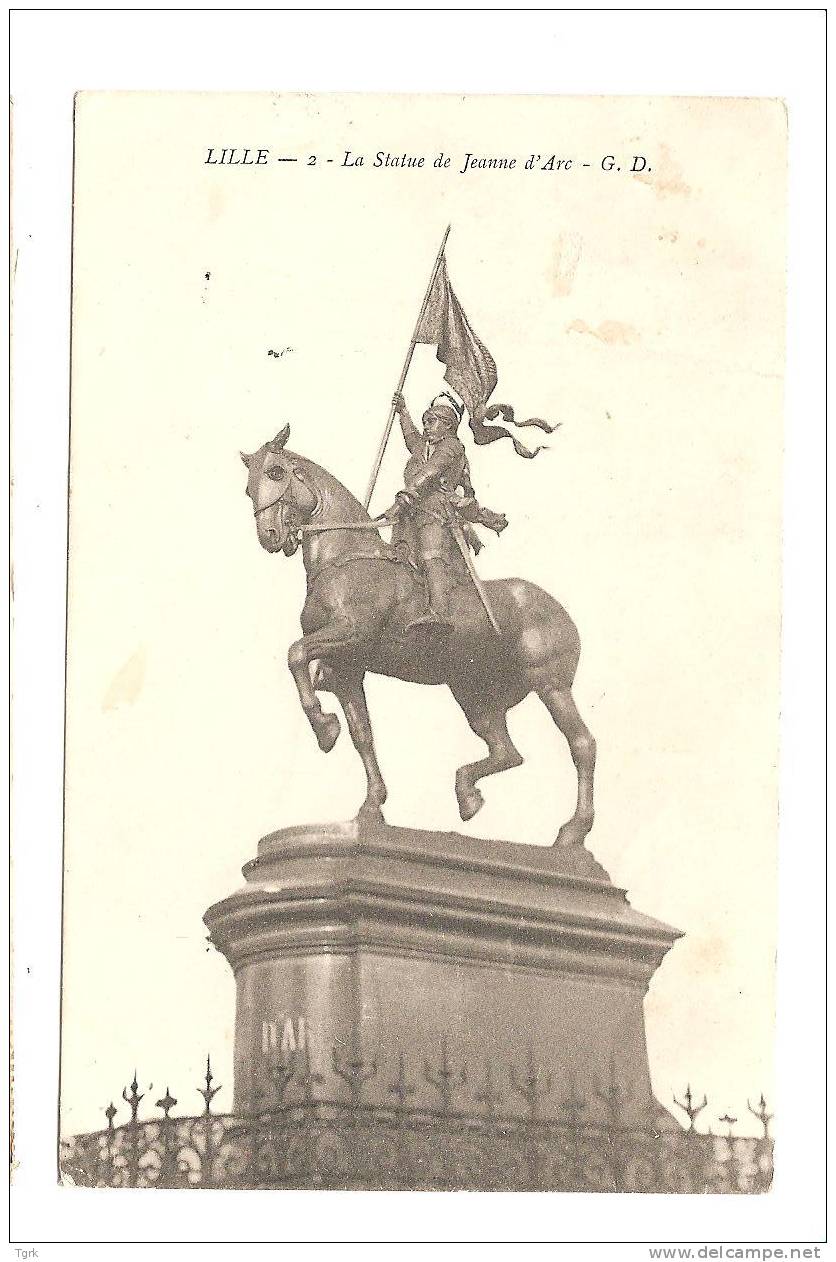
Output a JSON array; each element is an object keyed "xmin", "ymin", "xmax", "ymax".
[{"xmin": 481, "ymin": 404, "xmax": 557, "ymax": 458}]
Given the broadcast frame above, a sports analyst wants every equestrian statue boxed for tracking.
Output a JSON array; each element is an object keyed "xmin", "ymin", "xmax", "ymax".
[{"xmin": 240, "ymin": 229, "xmax": 596, "ymax": 849}]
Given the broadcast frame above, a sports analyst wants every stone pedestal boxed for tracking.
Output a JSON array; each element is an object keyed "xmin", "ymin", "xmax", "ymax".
[{"xmin": 204, "ymin": 819, "xmax": 681, "ymax": 1125}]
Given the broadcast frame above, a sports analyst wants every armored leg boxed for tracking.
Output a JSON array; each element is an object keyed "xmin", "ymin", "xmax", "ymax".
[
  {"xmin": 405, "ymin": 523, "xmax": 454, "ymax": 633},
  {"xmin": 426, "ymin": 557, "xmax": 453, "ymax": 619}
]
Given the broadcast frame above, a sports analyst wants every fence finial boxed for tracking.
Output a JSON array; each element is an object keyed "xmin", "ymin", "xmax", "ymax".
[
  {"xmin": 267, "ymin": 1052, "xmax": 296, "ymax": 1107},
  {"xmin": 122, "ymin": 1072, "xmax": 144, "ymax": 1123},
  {"xmin": 747, "ymin": 1093, "xmax": 773, "ymax": 1138},
  {"xmin": 423, "ymin": 1037, "xmax": 465, "ymax": 1112},
  {"xmin": 593, "ymin": 1056, "xmax": 630, "ymax": 1126},
  {"xmin": 718, "ymin": 1112, "xmax": 737, "ymax": 1138},
  {"xmin": 332, "ymin": 1042, "xmax": 378, "ymax": 1106},
  {"xmin": 509, "ymin": 1044, "xmax": 552, "ymax": 1120},
  {"xmin": 387, "ymin": 1051, "xmax": 416, "ymax": 1109},
  {"xmin": 673, "ymin": 1083, "xmax": 708, "ymax": 1132},
  {"xmin": 197, "ymin": 1054, "xmax": 221, "ymax": 1115},
  {"xmin": 296, "ymin": 1042, "xmax": 324, "ymax": 1104},
  {"xmin": 155, "ymin": 1087, "xmax": 177, "ymax": 1119}
]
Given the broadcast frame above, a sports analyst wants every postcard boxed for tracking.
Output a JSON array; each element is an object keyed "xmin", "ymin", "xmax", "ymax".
[{"xmin": 52, "ymin": 90, "xmax": 787, "ymax": 1197}]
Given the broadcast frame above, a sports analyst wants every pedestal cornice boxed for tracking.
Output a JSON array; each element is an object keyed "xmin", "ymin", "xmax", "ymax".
[{"xmin": 205, "ymin": 819, "xmax": 681, "ymax": 985}]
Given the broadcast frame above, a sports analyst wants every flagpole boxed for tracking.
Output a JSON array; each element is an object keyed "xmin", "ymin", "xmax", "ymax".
[{"xmin": 363, "ymin": 224, "xmax": 451, "ymax": 510}]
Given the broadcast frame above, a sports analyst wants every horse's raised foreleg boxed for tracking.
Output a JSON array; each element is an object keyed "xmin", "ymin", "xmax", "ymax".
[
  {"xmin": 538, "ymin": 686, "xmax": 596, "ymax": 848},
  {"xmin": 287, "ymin": 620, "xmax": 358, "ymax": 752},
  {"xmin": 451, "ymin": 689, "xmax": 523, "ymax": 822},
  {"xmin": 332, "ymin": 673, "xmax": 388, "ymax": 820}
]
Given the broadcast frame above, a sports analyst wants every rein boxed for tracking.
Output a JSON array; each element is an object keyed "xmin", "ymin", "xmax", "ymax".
[
  {"xmin": 300, "ymin": 515, "xmax": 391, "ymax": 535},
  {"xmin": 298, "ymin": 502, "xmax": 454, "ymax": 536}
]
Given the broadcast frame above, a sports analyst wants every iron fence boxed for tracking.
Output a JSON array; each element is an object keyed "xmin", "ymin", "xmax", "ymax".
[{"xmin": 59, "ymin": 1053, "xmax": 773, "ymax": 1193}]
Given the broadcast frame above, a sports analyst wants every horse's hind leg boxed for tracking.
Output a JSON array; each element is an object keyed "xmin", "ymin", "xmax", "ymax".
[
  {"xmin": 538, "ymin": 686, "xmax": 596, "ymax": 848},
  {"xmin": 332, "ymin": 672, "xmax": 388, "ymax": 820},
  {"xmin": 452, "ymin": 689, "xmax": 523, "ymax": 822}
]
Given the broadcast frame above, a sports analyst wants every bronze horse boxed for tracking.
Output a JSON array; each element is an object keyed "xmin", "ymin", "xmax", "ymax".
[{"xmin": 241, "ymin": 426, "xmax": 596, "ymax": 848}]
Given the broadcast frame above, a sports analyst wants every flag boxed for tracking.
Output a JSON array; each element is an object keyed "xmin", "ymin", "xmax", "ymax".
[{"xmin": 414, "ymin": 255, "xmax": 556, "ymax": 457}]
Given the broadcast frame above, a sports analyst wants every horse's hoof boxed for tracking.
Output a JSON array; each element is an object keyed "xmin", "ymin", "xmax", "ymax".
[
  {"xmin": 458, "ymin": 786, "xmax": 484, "ymax": 821},
  {"xmin": 554, "ymin": 822, "xmax": 585, "ymax": 849},
  {"xmin": 315, "ymin": 712, "xmax": 341, "ymax": 753}
]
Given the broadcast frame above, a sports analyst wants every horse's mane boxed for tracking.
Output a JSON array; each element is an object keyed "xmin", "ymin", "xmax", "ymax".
[
  {"xmin": 292, "ymin": 453, "xmax": 372, "ymax": 525},
  {"xmin": 288, "ymin": 451, "xmax": 396, "ymax": 575}
]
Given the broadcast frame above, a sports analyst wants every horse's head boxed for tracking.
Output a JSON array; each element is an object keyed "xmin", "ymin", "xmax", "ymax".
[{"xmin": 240, "ymin": 425, "xmax": 320, "ymax": 555}]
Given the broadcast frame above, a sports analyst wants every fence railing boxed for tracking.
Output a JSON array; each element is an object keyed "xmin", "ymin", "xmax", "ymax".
[{"xmin": 59, "ymin": 1053, "xmax": 774, "ymax": 1193}]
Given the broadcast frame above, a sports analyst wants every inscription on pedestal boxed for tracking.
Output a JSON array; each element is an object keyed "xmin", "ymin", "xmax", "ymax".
[{"xmin": 261, "ymin": 1016, "xmax": 308, "ymax": 1058}]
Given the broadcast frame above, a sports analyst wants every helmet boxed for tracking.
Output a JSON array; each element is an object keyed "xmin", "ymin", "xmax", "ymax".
[{"xmin": 423, "ymin": 392, "xmax": 464, "ymax": 429}]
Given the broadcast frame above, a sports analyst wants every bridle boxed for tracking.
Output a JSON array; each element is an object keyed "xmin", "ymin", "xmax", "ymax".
[
  {"xmin": 253, "ymin": 465, "xmax": 293, "ymax": 519},
  {"xmin": 253, "ymin": 460, "xmax": 323, "ymax": 544},
  {"xmin": 254, "ymin": 458, "xmax": 392, "ymax": 542}
]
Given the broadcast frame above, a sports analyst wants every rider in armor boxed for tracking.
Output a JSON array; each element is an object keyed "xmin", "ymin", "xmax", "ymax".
[{"xmin": 386, "ymin": 390, "xmax": 507, "ymax": 632}]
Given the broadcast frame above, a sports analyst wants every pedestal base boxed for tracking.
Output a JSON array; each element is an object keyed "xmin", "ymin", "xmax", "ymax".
[{"xmin": 204, "ymin": 819, "xmax": 681, "ymax": 1125}]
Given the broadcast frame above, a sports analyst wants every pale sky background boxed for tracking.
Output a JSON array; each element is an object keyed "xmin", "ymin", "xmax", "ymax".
[{"xmin": 61, "ymin": 92, "xmax": 785, "ymax": 1136}]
